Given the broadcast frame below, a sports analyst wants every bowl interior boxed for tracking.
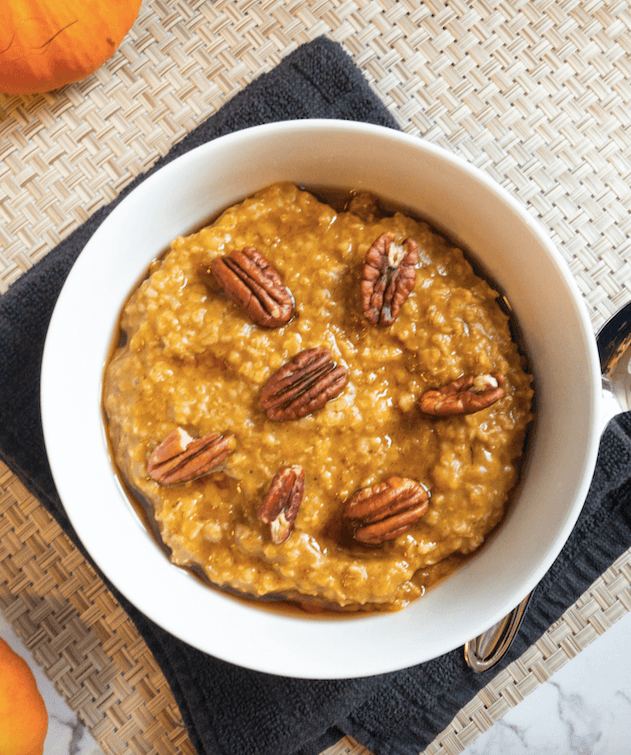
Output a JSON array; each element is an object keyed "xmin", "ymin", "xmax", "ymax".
[{"xmin": 41, "ymin": 120, "xmax": 601, "ymax": 678}]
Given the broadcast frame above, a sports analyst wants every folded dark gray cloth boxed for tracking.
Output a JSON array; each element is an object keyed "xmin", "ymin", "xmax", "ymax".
[{"xmin": 1, "ymin": 35, "xmax": 631, "ymax": 755}]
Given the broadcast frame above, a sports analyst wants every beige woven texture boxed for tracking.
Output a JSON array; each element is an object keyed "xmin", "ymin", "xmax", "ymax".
[{"xmin": 2, "ymin": 1, "xmax": 631, "ymax": 753}]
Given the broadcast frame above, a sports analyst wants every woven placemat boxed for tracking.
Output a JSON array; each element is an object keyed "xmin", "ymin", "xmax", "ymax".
[{"xmin": 2, "ymin": 1, "xmax": 631, "ymax": 753}]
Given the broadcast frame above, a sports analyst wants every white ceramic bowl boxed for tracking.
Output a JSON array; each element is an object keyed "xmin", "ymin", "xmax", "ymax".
[{"xmin": 41, "ymin": 120, "xmax": 600, "ymax": 679}]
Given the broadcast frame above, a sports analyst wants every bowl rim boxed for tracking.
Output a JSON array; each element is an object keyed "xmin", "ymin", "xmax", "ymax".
[{"xmin": 41, "ymin": 119, "xmax": 601, "ymax": 678}]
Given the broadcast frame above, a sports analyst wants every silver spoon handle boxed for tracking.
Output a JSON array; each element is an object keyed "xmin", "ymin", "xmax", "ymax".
[
  {"xmin": 464, "ymin": 592, "xmax": 532, "ymax": 672},
  {"xmin": 601, "ymin": 378, "xmax": 625, "ymax": 433}
]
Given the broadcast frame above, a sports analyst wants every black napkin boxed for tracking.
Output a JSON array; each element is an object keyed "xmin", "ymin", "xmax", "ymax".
[{"xmin": 2, "ymin": 36, "xmax": 631, "ymax": 755}]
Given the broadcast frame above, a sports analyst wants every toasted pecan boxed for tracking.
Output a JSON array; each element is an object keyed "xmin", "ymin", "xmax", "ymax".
[
  {"xmin": 345, "ymin": 476, "xmax": 429, "ymax": 545},
  {"xmin": 257, "ymin": 465, "xmax": 305, "ymax": 544},
  {"xmin": 211, "ymin": 247, "xmax": 294, "ymax": 327},
  {"xmin": 148, "ymin": 428, "xmax": 236, "ymax": 485},
  {"xmin": 259, "ymin": 347, "xmax": 348, "ymax": 421},
  {"xmin": 419, "ymin": 373, "xmax": 505, "ymax": 416},
  {"xmin": 360, "ymin": 232, "xmax": 418, "ymax": 326}
]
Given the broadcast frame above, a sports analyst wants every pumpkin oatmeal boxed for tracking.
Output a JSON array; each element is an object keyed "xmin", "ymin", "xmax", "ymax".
[{"xmin": 102, "ymin": 181, "xmax": 533, "ymax": 612}]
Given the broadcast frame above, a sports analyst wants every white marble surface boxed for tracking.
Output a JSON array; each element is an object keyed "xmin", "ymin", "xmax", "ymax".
[
  {"xmin": 2, "ymin": 607, "xmax": 631, "ymax": 754},
  {"xmin": 0, "ymin": 614, "xmax": 104, "ymax": 755},
  {"xmin": 461, "ymin": 608, "xmax": 631, "ymax": 754}
]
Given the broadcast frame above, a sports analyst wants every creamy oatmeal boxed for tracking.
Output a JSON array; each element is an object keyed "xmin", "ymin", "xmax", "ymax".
[{"xmin": 103, "ymin": 182, "xmax": 533, "ymax": 612}]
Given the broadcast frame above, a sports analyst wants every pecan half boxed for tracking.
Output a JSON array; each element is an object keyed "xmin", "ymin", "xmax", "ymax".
[
  {"xmin": 257, "ymin": 465, "xmax": 305, "ymax": 544},
  {"xmin": 259, "ymin": 347, "xmax": 348, "ymax": 421},
  {"xmin": 148, "ymin": 427, "xmax": 236, "ymax": 485},
  {"xmin": 360, "ymin": 232, "xmax": 418, "ymax": 326},
  {"xmin": 419, "ymin": 373, "xmax": 505, "ymax": 416},
  {"xmin": 210, "ymin": 247, "xmax": 294, "ymax": 328},
  {"xmin": 344, "ymin": 477, "xmax": 430, "ymax": 545}
]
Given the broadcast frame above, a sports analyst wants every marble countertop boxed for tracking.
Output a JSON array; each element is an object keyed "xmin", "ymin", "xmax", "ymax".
[
  {"xmin": 460, "ymin": 609, "xmax": 631, "ymax": 755},
  {"xmin": 3, "ymin": 605, "xmax": 630, "ymax": 755}
]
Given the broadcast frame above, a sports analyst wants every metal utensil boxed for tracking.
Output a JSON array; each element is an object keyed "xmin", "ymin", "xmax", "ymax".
[{"xmin": 464, "ymin": 300, "xmax": 631, "ymax": 672}]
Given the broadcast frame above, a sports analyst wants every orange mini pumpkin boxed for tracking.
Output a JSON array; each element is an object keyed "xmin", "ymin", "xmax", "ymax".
[
  {"xmin": 0, "ymin": 637, "xmax": 48, "ymax": 755},
  {"xmin": 0, "ymin": 0, "xmax": 142, "ymax": 95}
]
